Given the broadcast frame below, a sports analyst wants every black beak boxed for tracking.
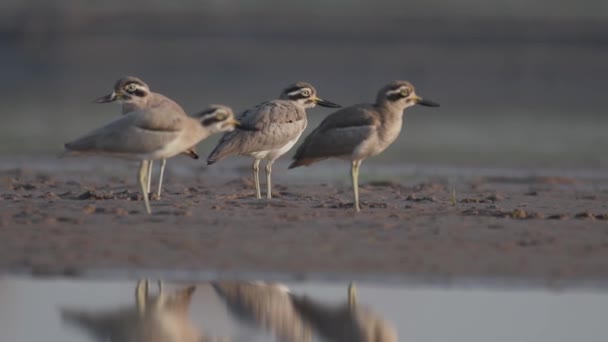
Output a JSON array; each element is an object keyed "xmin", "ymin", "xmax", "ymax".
[
  {"xmin": 416, "ymin": 97, "xmax": 440, "ymax": 107},
  {"xmin": 93, "ymin": 92, "xmax": 118, "ymax": 103},
  {"xmin": 315, "ymin": 98, "xmax": 342, "ymax": 108}
]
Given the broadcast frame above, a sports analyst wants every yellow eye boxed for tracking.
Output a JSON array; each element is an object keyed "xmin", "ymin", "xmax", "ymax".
[
  {"xmin": 400, "ymin": 88, "xmax": 410, "ymax": 97},
  {"xmin": 125, "ymin": 84, "xmax": 137, "ymax": 93},
  {"xmin": 301, "ymin": 89, "xmax": 311, "ymax": 97},
  {"xmin": 215, "ymin": 112, "xmax": 227, "ymax": 120}
]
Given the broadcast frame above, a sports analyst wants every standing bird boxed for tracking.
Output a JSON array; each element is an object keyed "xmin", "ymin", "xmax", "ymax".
[
  {"xmin": 207, "ymin": 82, "xmax": 341, "ymax": 199},
  {"xmin": 64, "ymin": 100, "xmax": 248, "ymax": 214},
  {"xmin": 94, "ymin": 76, "xmax": 193, "ymax": 199},
  {"xmin": 289, "ymin": 80, "xmax": 439, "ymax": 212}
]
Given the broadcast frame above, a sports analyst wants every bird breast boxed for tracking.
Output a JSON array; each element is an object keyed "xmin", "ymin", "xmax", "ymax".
[{"xmin": 352, "ymin": 115, "xmax": 403, "ymax": 160}]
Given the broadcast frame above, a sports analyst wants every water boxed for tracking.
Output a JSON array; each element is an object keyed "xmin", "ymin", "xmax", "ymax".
[
  {"xmin": 1, "ymin": 8, "xmax": 608, "ymax": 169},
  {"xmin": 1, "ymin": 276, "xmax": 606, "ymax": 342}
]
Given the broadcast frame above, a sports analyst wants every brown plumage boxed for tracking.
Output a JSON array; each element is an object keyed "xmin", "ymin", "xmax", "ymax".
[
  {"xmin": 289, "ymin": 104, "xmax": 380, "ymax": 167},
  {"xmin": 66, "ymin": 85, "xmax": 242, "ymax": 214},
  {"xmin": 206, "ymin": 82, "xmax": 340, "ymax": 199},
  {"xmin": 289, "ymin": 80, "xmax": 439, "ymax": 211}
]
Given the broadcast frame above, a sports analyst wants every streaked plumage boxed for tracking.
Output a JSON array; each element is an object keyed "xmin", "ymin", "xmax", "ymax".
[
  {"xmin": 290, "ymin": 80, "xmax": 440, "ymax": 211},
  {"xmin": 207, "ymin": 82, "xmax": 340, "ymax": 199}
]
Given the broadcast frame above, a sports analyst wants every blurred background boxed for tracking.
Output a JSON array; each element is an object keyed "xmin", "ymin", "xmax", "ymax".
[{"xmin": 1, "ymin": 0, "xmax": 607, "ymax": 169}]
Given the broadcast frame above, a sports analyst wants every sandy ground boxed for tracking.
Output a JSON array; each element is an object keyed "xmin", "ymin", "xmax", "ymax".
[{"xmin": 1, "ymin": 156, "xmax": 608, "ymax": 285}]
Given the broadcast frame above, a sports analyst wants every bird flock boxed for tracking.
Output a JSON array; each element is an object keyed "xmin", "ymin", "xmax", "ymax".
[{"xmin": 64, "ymin": 77, "xmax": 439, "ymax": 214}]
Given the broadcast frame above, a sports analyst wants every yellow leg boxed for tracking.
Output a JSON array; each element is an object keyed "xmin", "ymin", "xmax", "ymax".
[
  {"xmin": 136, "ymin": 278, "xmax": 149, "ymax": 316},
  {"xmin": 253, "ymin": 159, "xmax": 261, "ymax": 199},
  {"xmin": 157, "ymin": 158, "xmax": 167, "ymax": 198},
  {"xmin": 146, "ymin": 160, "xmax": 153, "ymax": 195},
  {"xmin": 265, "ymin": 160, "xmax": 274, "ymax": 199},
  {"xmin": 139, "ymin": 160, "xmax": 152, "ymax": 214},
  {"xmin": 351, "ymin": 160, "xmax": 362, "ymax": 212},
  {"xmin": 348, "ymin": 282, "xmax": 358, "ymax": 309}
]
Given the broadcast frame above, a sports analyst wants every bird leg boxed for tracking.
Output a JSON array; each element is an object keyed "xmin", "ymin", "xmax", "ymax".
[
  {"xmin": 155, "ymin": 280, "xmax": 165, "ymax": 310},
  {"xmin": 136, "ymin": 278, "xmax": 150, "ymax": 316},
  {"xmin": 253, "ymin": 159, "xmax": 261, "ymax": 199},
  {"xmin": 139, "ymin": 160, "xmax": 152, "ymax": 214},
  {"xmin": 351, "ymin": 160, "xmax": 362, "ymax": 212},
  {"xmin": 265, "ymin": 160, "xmax": 274, "ymax": 199},
  {"xmin": 157, "ymin": 158, "xmax": 167, "ymax": 198},
  {"xmin": 348, "ymin": 282, "xmax": 358, "ymax": 309},
  {"xmin": 146, "ymin": 160, "xmax": 154, "ymax": 196}
]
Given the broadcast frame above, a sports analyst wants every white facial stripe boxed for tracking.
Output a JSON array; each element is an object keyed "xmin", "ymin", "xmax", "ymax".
[
  {"xmin": 287, "ymin": 90, "xmax": 302, "ymax": 97},
  {"xmin": 125, "ymin": 83, "xmax": 146, "ymax": 92},
  {"xmin": 288, "ymin": 88, "xmax": 312, "ymax": 97},
  {"xmin": 386, "ymin": 87, "xmax": 407, "ymax": 97}
]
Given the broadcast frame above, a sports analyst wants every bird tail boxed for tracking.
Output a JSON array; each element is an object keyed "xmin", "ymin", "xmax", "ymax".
[
  {"xmin": 206, "ymin": 147, "xmax": 222, "ymax": 165},
  {"xmin": 59, "ymin": 143, "xmax": 81, "ymax": 158},
  {"xmin": 288, "ymin": 157, "xmax": 322, "ymax": 169},
  {"xmin": 206, "ymin": 139, "xmax": 234, "ymax": 165},
  {"xmin": 183, "ymin": 149, "xmax": 199, "ymax": 160}
]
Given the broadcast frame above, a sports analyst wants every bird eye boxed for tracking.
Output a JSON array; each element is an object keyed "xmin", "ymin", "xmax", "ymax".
[
  {"xmin": 400, "ymin": 88, "xmax": 410, "ymax": 97},
  {"xmin": 301, "ymin": 89, "xmax": 311, "ymax": 97},
  {"xmin": 215, "ymin": 112, "xmax": 227, "ymax": 120},
  {"xmin": 125, "ymin": 84, "xmax": 138, "ymax": 93}
]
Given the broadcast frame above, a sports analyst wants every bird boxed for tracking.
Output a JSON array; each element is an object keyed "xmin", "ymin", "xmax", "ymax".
[
  {"xmin": 93, "ymin": 76, "xmax": 193, "ymax": 199},
  {"xmin": 212, "ymin": 281, "xmax": 397, "ymax": 342},
  {"xmin": 61, "ymin": 279, "xmax": 202, "ymax": 342},
  {"xmin": 289, "ymin": 80, "xmax": 439, "ymax": 212},
  {"xmin": 207, "ymin": 82, "xmax": 341, "ymax": 199},
  {"xmin": 64, "ymin": 98, "xmax": 249, "ymax": 214}
]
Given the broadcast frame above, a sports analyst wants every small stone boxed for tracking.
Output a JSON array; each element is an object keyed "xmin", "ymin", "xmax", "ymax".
[
  {"xmin": 486, "ymin": 194, "xmax": 504, "ymax": 202},
  {"xmin": 43, "ymin": 217, "xmax": 57, "ymax": 225},
  {"xmin": 83, "ymin": 205, "xmax": 96, "ymax": 214},
  {"xmin": 575, "ymin": 212, "xmax": 596, "ymax": 220},
  {"xmin": 511, "ymin": 209, "xmax": 527, "ymax": 219},
  {"xmin": 114, "ymin": 208, "xmax": 129, "ymax": 216}
]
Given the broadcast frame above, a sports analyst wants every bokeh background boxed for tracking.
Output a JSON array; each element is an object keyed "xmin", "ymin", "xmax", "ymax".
[{"xmin": 1, "ymin": 0, "xmax": 607, "ymax": 169}]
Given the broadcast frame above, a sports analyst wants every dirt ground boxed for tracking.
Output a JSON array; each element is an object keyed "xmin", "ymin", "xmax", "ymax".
[{"xmin": 1, "ymin": 156, "xmax": 607, "ymax": 286}]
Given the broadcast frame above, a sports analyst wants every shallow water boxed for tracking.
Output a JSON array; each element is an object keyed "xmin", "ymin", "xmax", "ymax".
[{"xmin": 1, "ymin": 276, "xmax": 606, "ymax": 342}]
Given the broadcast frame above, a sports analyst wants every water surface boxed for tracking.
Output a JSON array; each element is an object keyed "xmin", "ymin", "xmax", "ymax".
[{"xmin": 0, "ymin": 276, "xmax": 606, "ymax": 342}]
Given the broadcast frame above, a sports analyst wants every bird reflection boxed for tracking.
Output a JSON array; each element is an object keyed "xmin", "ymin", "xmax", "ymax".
[
  {"xmin": 61, "ymin": 279, "xmax": 205, "ymax": 342},
  {"xmin": 213, "ymin": 281, "xmax": 397, "ymax": 342}
]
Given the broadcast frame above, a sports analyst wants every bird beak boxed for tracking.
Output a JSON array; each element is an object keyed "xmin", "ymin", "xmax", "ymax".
[
  {"xmin": 93, "ymin": 92, "xmax": 120, "ymax": 103},
  {"xmin": 314, "ymin": 97, "xmax": 342, "ymax": 108},
  {"xmin": 414, "ymin": 95, "xmax": 440, "ymax": 107},
  {"xmin": 231, "ymin": 119, "xmax": 259, "ymax": 131}
]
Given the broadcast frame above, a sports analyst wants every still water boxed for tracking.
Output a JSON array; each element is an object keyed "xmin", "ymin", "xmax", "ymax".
[{"xmin": 0, "ymin": 276, "xmax": 606, "ymax": 342}]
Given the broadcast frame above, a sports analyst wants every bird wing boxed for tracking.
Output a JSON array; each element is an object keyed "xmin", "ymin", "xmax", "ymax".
[
  {"xmin": 207, "ymin": 101, "xmax": 307, "ymax": 163},
  {"xmin": 65, "ymin": 108, "xmax": 184, "ymax": 155},
  {"xmin": 291, "ymin": 105, "xmax": 379, "ymax": 165}
]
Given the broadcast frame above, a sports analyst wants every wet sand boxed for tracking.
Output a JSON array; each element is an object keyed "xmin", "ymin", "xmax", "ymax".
[{"xmin": 1, "ymin": 156, "xmax": 607, "ymax": 285}]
